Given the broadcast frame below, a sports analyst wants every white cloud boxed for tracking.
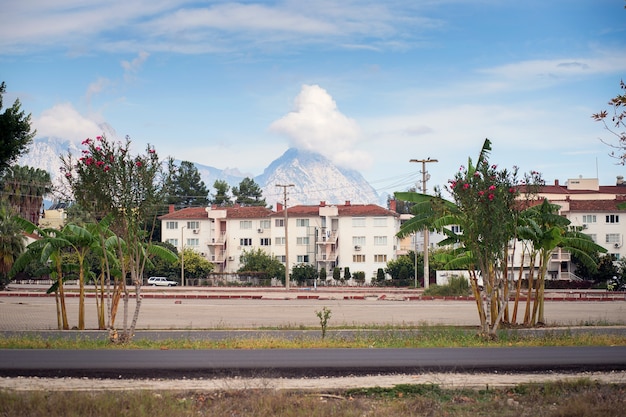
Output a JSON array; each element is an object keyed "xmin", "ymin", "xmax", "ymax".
[
  {"xmin": 121, "ymin": 51, "xmax": 150, "ymax": 82},
  {"xmin": 33, "ymin": 103, "xmax": 102, "ymax": 143},
  {"xmin": 270, "ymin": 84, "xmax": 372, "ymax": 170}
]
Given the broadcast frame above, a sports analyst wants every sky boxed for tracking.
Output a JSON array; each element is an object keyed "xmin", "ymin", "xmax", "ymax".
[{"xmin": 2, "ymin": 0, "xmax": 625, "ymax": 201}]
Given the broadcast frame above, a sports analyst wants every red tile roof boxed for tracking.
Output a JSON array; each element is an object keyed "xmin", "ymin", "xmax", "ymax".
[
  {"xmin": 158, "ymin": 206, "xmax": 274, "ymax": 220},
  {"xmin": 270, "ymin": 203, "xmax": 398, "ymax": 218},
  {"xmin": 567, "ymin": 200, "xmax": 626, "ymax": 212}
]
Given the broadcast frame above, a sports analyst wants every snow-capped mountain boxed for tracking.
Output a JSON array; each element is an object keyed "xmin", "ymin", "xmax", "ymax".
[
  {"xmin": 19, "ymin": 136, "xmax": 381, "ymax": 207},
  {"xmin": 255, "ymin": 148, "xmax": 380, "ymax": 206}
]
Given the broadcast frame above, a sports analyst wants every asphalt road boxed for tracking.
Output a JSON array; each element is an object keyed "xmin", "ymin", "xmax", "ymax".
[{"xmin": 2, "ymin": 346, "xmax": 626, "ymax": 378}]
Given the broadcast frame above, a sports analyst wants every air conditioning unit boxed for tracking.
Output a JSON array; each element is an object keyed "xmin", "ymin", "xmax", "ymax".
[
  {"xmin": 228, "ymin": 256, "xmax": 234, "ymax": 261},
  {"xmin": 582, "ymin": 224, "xmax": 588, "ymax": 230},
  {"xmin": 258, "ymin": 228, "xmax": 264, "ymax": 233},
  {"xmin": 354, "ymin": 245, "xmax": 361, "ymax": 251},
  {"xmin": 614, "ymin": 243, "xmax": 621, "ymax": 248},
  {"xmin": 192, "ymin": 229, "xmax": 199, "ymax": 234},
  {"xmin": 211, "ymin": 255, "xmax": 216, "ymax": 261}
]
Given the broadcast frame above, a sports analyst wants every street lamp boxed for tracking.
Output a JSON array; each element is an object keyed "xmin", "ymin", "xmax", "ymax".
[
  {"xmin": 276, "ymin": 184, "xmax": 294, "ymax": 290},
  {"xmin": 180, "ymin": 225, "xmax": 186, "ymax": 286}
]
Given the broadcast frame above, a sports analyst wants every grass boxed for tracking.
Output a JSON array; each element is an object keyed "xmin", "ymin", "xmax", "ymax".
[
  {"xmin": 1, "ymin": 326, "xmax": 625, "ymax": 349},
  {"xmin": 1, "ymin": 380, "xmax": 625, "ymax": 416}
]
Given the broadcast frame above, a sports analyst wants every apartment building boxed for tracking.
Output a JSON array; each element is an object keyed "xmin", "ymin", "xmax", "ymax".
[
  {"xmin": 510, "ymin": 177, "xmax": 626, "ymax": 280},
  {"xmin": 159, "ymin": 201, "xmax": 401, "ymax": 283}
]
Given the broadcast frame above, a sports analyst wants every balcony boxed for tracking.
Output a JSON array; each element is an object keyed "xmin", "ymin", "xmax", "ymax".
[{"xmin": 207, "ymin": 232, "xmax": 227, "ymax": 246}]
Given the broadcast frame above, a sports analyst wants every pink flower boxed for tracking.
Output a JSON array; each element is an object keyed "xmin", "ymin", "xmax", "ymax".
[
  {"xmin": 463, "ymin": 183, "xmax": 470, "ymax": 189},
  {"xmin": 474, "ymin": 172, "xmax": 480, "ymax": 177},
  {"xmin": 95, "ymin": 146, "xmax": 102, "ymax": 152},
  {"xmin": 509, "ymin": 187, "xmax": 515, "ymax": 193},
  {"xmin": 148, "ymin": 149, "xmax": 155, "ymax": 154},
  {"xmin": 81, "ymin": 138, "xmax": 92, "ymax": 145},
  {"xmin": 85, "ymin": 157, "xmax": 94, "ymax": 166},
  {"xmin": 82, "ymin": 150, "xmax": 89, "ymax": 154},
  {"xmin": 478, "ymin": 190, "xmax": 485, "ymax": 196},
  {"xmin": 65, "ymin": 172, "xmax": 72, "ymax": 178},
  {"xmin": 489, "ymin": 185, "xmax": 496, "ymax": 191},
  {"xmin": 491, "ymin": 164, "xmax": 497, "ymax": 169},
  {"xmin": 96, "ymin": 160, "xmax": 104, "ymax": 167},
  {"xmin": 488, "ymin": 193, "xmax": 495, "ymax": 200},
  {"xmin": 136, "ymin": 161, "xmax": 142, "ymax": 167},
  {"xmin": 96, "ymin": 136, "xmax": 102, "ymax": 141},
  {"xmin": 103, "ymin": 165, "xmax": 111, "ymax": 172}
]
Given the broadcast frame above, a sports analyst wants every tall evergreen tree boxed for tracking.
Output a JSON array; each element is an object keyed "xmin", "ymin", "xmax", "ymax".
[
  {"xmin": 165, "ymin": 160, "xmax": 209, "ymax": 208},
  {"xmin": 211, "ymin": 179, "xmax": 232, "ymax": 206},
  {"xmin": 0, "ymin": 82, "xmax": 36, "ymax": 173},
  {"xmin": 232, "ymin": 177, "xmax": 266, "ymax": 207}
]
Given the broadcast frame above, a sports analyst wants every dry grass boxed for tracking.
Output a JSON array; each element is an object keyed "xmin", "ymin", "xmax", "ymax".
[{"xmin": 1, "ymin": 380, "xmax": 625, "ymax": 416}]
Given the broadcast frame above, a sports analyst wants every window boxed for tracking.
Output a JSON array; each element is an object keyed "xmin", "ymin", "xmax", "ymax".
[
  {"xmin": 275, "ymin": 219, "xmax": 284, "ymax": 227},
  {"xmin": 297, "ymin": 255, "xmax": 309, "ymax": 263},
  {"xmin": 374, "ymin": 236, "xmax": 387, "ymax": 246},
  {"xmin": 582, "ymin": 215, "xmax": 596, "ymax": 223},
  {"xmin": 240, "ymin": 238, "xmax": 252, "ymax": 246},
  {"xmin": 352, "ymin": 217, "xmax": 366, "ymax": 227},
  {"xmin": 186, "ymin": 238, "xmax": 199, "ymax": 247},
  {"xmin": 353, "ymin": 254, "xmax": 366, "ymax": 263},
  {"xmin": 259, "ymin": 220, "xmax": 271, "ymax": 229},
  {"xmin": 277, "ymin": 255, "xmax": 286, "ymax": 263},
  {"xmin": 352, "ymin": 236, "xmax": 366, "ymax": 246},
  {"xmin": 587, "ymin": 234, "xmax": 597, "ymax": 243},
  {"xmin": 275, "ymin": 237, "xmax": 285, "ymax": 245},
  {"xmin": 605, "ymin": 234, "xmax": 620, "ymax": 244},
  {"xmin": 166, "ymin": 238, "xmax": 178, "ymax": 246},
  {"xmin": 296, "ymin": 219, "xmax": 309, "ymax": 227},
  {"xmin": 374, "ymin": 254, "xmax": 387, "ymax": 262},
  {"xmin": 451, "ymin": 225, "xmax": 462, "ymax": 234},
  {"xmin": 240, "ymin": 220, "xmax": 252, "ymax": 229},
  {"xmin": 187, "ymin": 221, "xmax": 199, "ymax": 229},
  {"xmin": 373, "ymin": 217, "xmax": 387, "ymax": 227},
  {"xmin": 260, "ymin": 238, "xmax": 271, "ymax": 246},
  {"xmin": 296, "ymin": 237, "xmax": 310, "ymax": 245},
  {"xmin": 606, "ymin": 215, "xmax": 620, "ymax": 224},
  {"xmin": 166, "ymin": 221, "xmax": 178, "ymax": 230}
]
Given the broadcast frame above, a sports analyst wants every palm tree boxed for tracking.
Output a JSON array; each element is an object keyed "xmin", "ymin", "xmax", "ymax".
[
  {"xmin": 1, "ymin": 165, "xmax": 51, "ymax": 225},
  {"xmin": 11, "ymin": 217, "xmax": 72, "ymax": 329},
  {"xmin": 518, "ymin": 199, "xmax": 606, "ymax": 325},
  {"xmin": 0, "ymin": 204, "xmax": 25, "ymax": 289}
]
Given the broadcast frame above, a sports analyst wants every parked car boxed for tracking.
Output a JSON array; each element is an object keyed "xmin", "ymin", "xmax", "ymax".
[{"xmin": 147, "ymin": 276, "xmax": 178, "ymax": 287}]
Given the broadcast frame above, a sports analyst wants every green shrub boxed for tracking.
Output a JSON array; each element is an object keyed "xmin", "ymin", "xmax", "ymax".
[{"xmin": 423, "ymin": 275, "xmax": 470, "ymax": 297}]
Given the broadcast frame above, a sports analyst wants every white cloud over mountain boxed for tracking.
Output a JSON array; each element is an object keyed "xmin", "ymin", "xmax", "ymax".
[{"xmin": 270, "ymin": 84, "xmax": 372, "ymax": 171}]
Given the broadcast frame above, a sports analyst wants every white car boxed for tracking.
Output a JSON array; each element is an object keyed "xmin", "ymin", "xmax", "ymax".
[{"xmin": 147, "ymin": 277, "xmax": 178, "ymax": 287}]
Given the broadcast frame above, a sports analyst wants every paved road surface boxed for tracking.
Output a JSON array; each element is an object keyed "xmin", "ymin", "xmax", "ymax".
[
  {"xmin": 2, "ymin": 346, "xmax": 626, "ymax": 378},
  {"xmin": 2, "ymin": 292, "xmax": 625, "ymax": 330}
]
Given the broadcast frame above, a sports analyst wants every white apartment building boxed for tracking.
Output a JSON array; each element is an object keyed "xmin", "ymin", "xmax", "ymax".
[{"xmin": 159, "ymin": 201, "xmax": 401, "ymax": 283}]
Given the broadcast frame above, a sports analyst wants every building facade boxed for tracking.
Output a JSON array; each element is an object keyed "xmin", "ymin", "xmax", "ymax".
[{"xmin": 159, "ymin": 201, "xmax": 401, "ymax": 283}]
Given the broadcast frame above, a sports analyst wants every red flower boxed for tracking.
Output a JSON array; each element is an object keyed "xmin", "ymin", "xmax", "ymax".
[
  {"xmin": 148, "ymin": 149, "xmax": 155, "ymax": 154},
  {"xmin": 488, "ymin": 193, "xmax": 495, "ymax": 200},
  {"xmin": 95, "ymin": 146, "xmax": 102, "ymax": 152},
  {"xmin": 463, "ymin": 183, "xmax": 470, "ymax": 189},
  {"xmin": 96, "ymin": 160, "xmax": 104, "ymax": 167},
  {"xmin": 81, "ymin": 138, "xmax": 92, "ymax": 145},
  {"xmin": 478, "ymin": 190, "xmax": 485, "ymax": 196},
  {"xmin": 103, "ymin": 165, "xmax": 111, "ymax": 172},
  {"xmin": 96, "ymin": 136, "xmax": 102, "ymax": 141},
  {"xmin": 136, "ymin": 161, "xmax": 142, "ymax": 167},
  {"xmin": 489, "ymin": 185, "xmax": 496, "ymax": 191}
]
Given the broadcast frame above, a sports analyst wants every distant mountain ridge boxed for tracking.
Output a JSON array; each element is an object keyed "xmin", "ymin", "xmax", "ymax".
[{"xmin": 19, "ymin": 135, "xmax": 382, "ymax": 207}]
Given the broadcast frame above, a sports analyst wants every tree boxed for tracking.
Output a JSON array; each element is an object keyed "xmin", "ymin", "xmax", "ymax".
[
  {"xmin": 385, "ymin": 254, "xmax": 415, "ymax": 286},
  {"xmin": 397, "ymin": 139, "xmax": 532, "ymax": 338},
  {"xmin": 593, "ymin": 80, "xmax": 626, "ymax": 164},
  {"xmin": 165, "ymin": 160, "xmax": 209, "ymax": 209},
  {"xmin": 332, "ymin": 267, "xmax": 341, "ymax": 282},
  {"xmin": 238, "ymin": 248, "xmax": 285, "ymax": 282},
  {"xmin": 0, "ymin": 204, "xmax": 25, "ymax": 289},
  {"xmin": 291, "ymin": 263, "xmax": 318, "ymax": 285},
  {"xmin": 319, "ymin": 267, "xmax": 327, "ymax": 281},
  {"xmin": 178, "ymin": 248, "xmax": 214, "ymax": 280},
  {"xmin": 61, "ymin": 135, "xmax": 177, "ymax": 342},
  {"xmin": 0, "ymin": 82, "xmax": 36, "ymax": 172},
  {"xmin": 343, "ymin": 266, "xmax": 351, "ymax": 282},
  {"xmin": 211, "ymin": 179, "xmax": 232, "ymax": 206},
  {"xmin": 144, "ymin": 241, "xmax": 179, "ymax": 278},
  {"xmin": 232, "ymin": 177, "xmax": 266, "ymax": 207},
  {"xmin": 1, "ymin": 165, "xmax": 51, "ymax": 225}
]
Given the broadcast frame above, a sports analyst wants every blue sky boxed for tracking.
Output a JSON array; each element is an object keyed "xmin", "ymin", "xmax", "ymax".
[{"xmin": 2, "ymin": 0, "xmax": 625, "ymax": 199}]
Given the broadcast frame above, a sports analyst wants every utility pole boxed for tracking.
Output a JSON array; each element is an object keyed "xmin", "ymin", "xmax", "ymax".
[
  {"xmin": 276, "ymin": 184, "xmax": 294, "ymax": 290},
  {"xmin": 180, "ymin": 225, "xmax": 186, "ymax": 286},
  {"xmin": 409, "ymin": 158, "xmax": 438, "ymax": 289}
]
